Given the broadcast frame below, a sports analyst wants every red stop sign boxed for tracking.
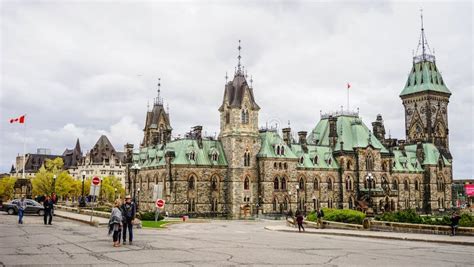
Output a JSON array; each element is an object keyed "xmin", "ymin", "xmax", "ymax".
[
  {"xmin": 92, "ymin": 176, "xmax": 100, "ymax": 185},
  {"xmin": 156, "ymin": 199, "xmax": 165, "ymax": 208}
]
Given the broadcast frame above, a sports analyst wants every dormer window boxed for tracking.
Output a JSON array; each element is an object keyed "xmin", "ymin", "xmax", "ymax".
[
  {"xmin": 211, "ymin": 151, "xmax": 219, "ymax": 162},
  {"xmin": 188, "ymin": 151, "xmax": 196, "ymax": 161},
  {"xmin": 275, "ymin": 145, "xmax": 285, "ymax": 156},
  {"xmin": 299, "ymin": 156, "xmax": 304, "ymax": 164}
]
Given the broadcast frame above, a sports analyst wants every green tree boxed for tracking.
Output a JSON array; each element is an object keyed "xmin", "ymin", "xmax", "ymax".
[
  {"xmin": 0, "ymin": 176, "xmax": 17, "ymax": 200},
  {"xmin": 100, "ymin": 176, "xmax": 125, "ymax": 202},
  {"xmin": 31, "ymin": 158, "xmax": 77, "ymax": 199}
]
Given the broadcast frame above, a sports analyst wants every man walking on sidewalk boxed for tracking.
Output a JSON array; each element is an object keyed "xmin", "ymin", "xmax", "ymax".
[
  {"xmin": 43, "ymin": 195, "xmax": 54, "ymax": 225},
  {"xmin": 317, "ymin": 208, "xmax": 324, "ymax": 229},
  {"xmin": 121, "ymin": 195, "xmax": 136, "ymax": 245},
  {"xmin": 17, "ymin": 196, "xmax": 27, "ymax": 224}
]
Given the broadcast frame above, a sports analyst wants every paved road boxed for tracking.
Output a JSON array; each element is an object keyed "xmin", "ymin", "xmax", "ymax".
[{"xmin": 0, "ymin": 212, "xmax": 473, "ymax": 266}]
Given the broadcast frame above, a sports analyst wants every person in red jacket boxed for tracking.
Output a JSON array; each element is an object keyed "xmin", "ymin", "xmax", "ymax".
[{"xmin": 296, "ymin": 211, "xmax": 305, "ymax": 232}]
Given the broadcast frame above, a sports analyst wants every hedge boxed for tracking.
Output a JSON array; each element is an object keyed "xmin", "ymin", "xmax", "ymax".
[
  {"xmin": 306, "ymin": 208, "xmax": 366, "ymax": 225},
  {"xmin": 138, "ymin": 211, "xmax": 164, "ymax": 221},
  {"xmin": 375, "ymin": 209, "xmax": 474, "ymax": 227}
]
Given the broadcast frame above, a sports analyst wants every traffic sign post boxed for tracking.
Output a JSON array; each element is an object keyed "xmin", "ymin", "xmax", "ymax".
[
  {"xmin": 155, "ymin": 199, "xmax": 165, "ymax": 222},
  {"xmin": 90, "ymin": 177, "xmax": 101, "ymax": 223}
]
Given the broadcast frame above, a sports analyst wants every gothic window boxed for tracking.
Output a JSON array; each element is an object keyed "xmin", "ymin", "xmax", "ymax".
[
  {"xmin": 283, "ymin": 163, "xmax": 288, "ymax": 169},
  {"xmin": 273, "ymin": 162, "xmax": 277, "ymax": 169},
  {"xmin": 437, "ymin": 176, "xmax": 445, "ymax": 192},
  {"xmin": 346, "ymin": 160, "xmax": 352, "ymax": 170},
  {"xmin": 241, "ymin": 109, "xmax": 249, "ymax": 124},
  {"xmin": 404, "ymin": 179, "xmax": 409, "ymax": 191},
  {"xmin": 299, "ymin": 156, "xmax": 304, "ymax": 164},
  {"xmin": 279, "ymin": 162, "xmax": 282, "ymax": 169},
  {"xmin": 327, "ymin": 178, "xmax": 333, "ymax": 191},
  {"xmin": 244, "ymin": 151, "xmax": 250, "ymax": 167},
  {"xmin": 211, "ymin": 151, "xmax": 218, "ymax": 162},
  {"xmin": 438, "ymin": 160, "xmax": 443, "ymax": 171},
  {"xmin": 273, "ymin": 177, "xmax": 279, "ymax": 190},
  {"xmin": 327, "ymin": 158, "xmax": 332, "ymax": 165},
  {"xmin": 299, "ymin": 177, "xmax": 305, "ymax": 190},
  {"xmin": 272, "ymin": 198, "xmax": 277, "ymax": 211},
  {"xmin": 392, "ymin": 179, "xmax": 398, "ymax": 190},
  {"xmin": 382, "ymin": 161, "xmax": 387, "ymax": 172},
  {"xmin": 366, "ymin": 154, "xmax": 374, "ymax": 171},
  {"xmin": 211, "ymin": 176, "xmax": 218, "ymax": 191},
  {"xmin": 415, "ymin": 180, "xmax": 419, "ymax": 191},
  {"xmin": 345, "ymin": 177, "xmax": 353, "ymax": 191},
  {"xmin": 313, "ymin": 178, "xmax": 319, "ymax": 190},
  {"xmin": 225, "ymin": 112, "xmax": 230, "ymax": 124},
  {"xmin": 276, "ymin": 145, "xmax": 280, "ymax": 155},
  {"xmin": 281, "ymin": 177, "xmax": 287, "ymax": 190},
  {"xmin": 244, "ymin": 176, "xmax": 250, "ymax": 190},
  {"xmin": 313, "ymin": 155, "xmax": 319, "ymax": 165},
  {"xmin": 281, "ymin": 146, "xmax": 285, "ymax": 155},
  {"xmin": 188, "ymin": 176, "xmax": 195, "ymax": 190}
]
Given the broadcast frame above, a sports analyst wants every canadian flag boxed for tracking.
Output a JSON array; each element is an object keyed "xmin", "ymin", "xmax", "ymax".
[
  {"xmin": 347, "ymin": 83, "xmax": 351, "ymax": 89},
  {"xmin": 9, "ymin": 115, "xmax": 26, "ymax": 124}
]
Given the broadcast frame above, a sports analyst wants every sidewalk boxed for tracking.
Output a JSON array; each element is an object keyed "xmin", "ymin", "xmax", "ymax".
[
  {"xmin": 265, "ymin": 225, "xmax": 474, "ymax": 246},
  {"xmin": 54, "ymin": 210, "xmax": 109, "ymax": 226}
]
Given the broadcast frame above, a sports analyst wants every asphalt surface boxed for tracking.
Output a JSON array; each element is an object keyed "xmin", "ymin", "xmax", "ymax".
[{"xmin": 0, "ymin": 212, "xmax": 473, "ymax": 266}]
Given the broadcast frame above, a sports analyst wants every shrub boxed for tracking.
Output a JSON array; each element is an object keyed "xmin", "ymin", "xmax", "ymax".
[
  {"xmin": 376, "ymin": 209, "xmax": 422, "ymax": 224},
  {"xmin": 306, "ymin": 211, "xmax": 317, "ymax": 222},
  {"xmin": 138, "ymin": 211, "xmax": 164, "ymax": 221},
  {"xmin": 321, "ymin": 208, "xmax": 366, "ymax": 225},
  {"xmin": 459, "ymin": 213, "xmax": 474, "ymax": 227}
]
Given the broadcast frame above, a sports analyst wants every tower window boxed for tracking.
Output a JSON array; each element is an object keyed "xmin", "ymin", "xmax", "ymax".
[
  {"xmin": 366, "ymin": 154, "xmax": 374, "ymax": 171},
  {"xmin": 281, "ymin": 177, "xmax": 287, "ymax": 190},
  {"xmin": 299, "ymin": 177, "xmax": 305, "ymax": 190},
  {"xmin": 273, "ymin": 177, "xmax": 279, "ymax": 190},
  {"xmin": 225, "ymin": 112, "xmax": 230, "ymax": 124},
  {"xmin": 244, "ymin": 176, "xmax": 250, "ymax": 190},
  {"xmin": 188, "ymin": 176, "xmax": 195, "ymax": 190},
  {"xmin": 211, "ymin": 176, "xmax": 218, "ymax": 191},
  {"xmin": 244, "ymin": 151, "xmax": 251, "ymax": 167}
]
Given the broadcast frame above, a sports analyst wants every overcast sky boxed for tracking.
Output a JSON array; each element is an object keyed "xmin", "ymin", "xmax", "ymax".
[{"xmin": 0, "ymin": 0, "xmax": 472, "ymax": 178}]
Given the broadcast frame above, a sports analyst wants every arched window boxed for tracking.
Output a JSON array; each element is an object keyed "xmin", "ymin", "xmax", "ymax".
[
  {"xmin": 244, "ymin": 177, "xmax": 250, "ymax": 190},
  {"xmin": 188, "ymin": 176, "xmax": 195, "ymax": 190},
  {"xmin": 273, "ymin": 177, "xmax": 279, "ymax": 190},
  {"xmin": 279, "ymin": 162, "xmax": 282, "ymax": 169},
  {"xmin": 437, "ymin": 176, "xmax": 445, "ymax": 192},
  {"xmin": 211, "ymin": 151, "xmax": 219, "ymax": 161},
  {"xmin": 313, "ymin": 178, "xmax": 319, "ymax": 190},
  {"xmin": 327, "ymin": 178, "xmax": 333, "ymax": 191},
  {"xmin": 392, "ymin": 179, "xmax": 398, "ymax": 190},
  {"xmin": 189, "ymin": 151, "xmax": 196, "ymax": 161},
  {"xmin": 366, "ymin": 154, "xmax": 374, "ymax": 171},
  {"xmin": 211, "ymin": 176, "xmax": 218, "ymax": 191},
  {"xmin": 345, "ymin": 177, "xmax": 352, "ymax": 191},
  {"xmin": 346, "ymin": 160, "xmax": 352, "ymax": 170},
  {"xmin": 313, "ymin": 155, "xmax": 319, "ymax": 165},
  {"xmin": 299, "ymin": 177, "xmax": 305, "ymax": 190},
  {"xmin": 276, "ymin": 146, "xmax": 281, "ymax": 155},
  {"xmin": 281, "ymin": 146, "xmax": 285, "ymax": 155},
  {"xmin": 281, "ymin": 177, "xmax": 287, "ymax": 190},
  {"xmin": 382, "ymin": 162, "xmax": 387, "ymax": 172},
  {"xmin": 299, "ymin": 156, "xmax": 304, "ymax": 164},
  {"xmin": 272, "ymin": 198, "xmax": 277, "ymax": 211},
  {"xmin": 283, "ymin": 163, "xmax": 288, "ymax": 169},
  {"xmin": 415, "ymin": 180, "xmax": 419, "ymax": 191},
  {"xmin": 404, "ymin": 179, "xmax": 409, "ymax": 190},
  {"xmin": 244, "ymin": 151, "xmax": 250, "ymax": 167},
  {"xmin": 273, "ymin": 162, "xmax": 277, "ymax": 169}
]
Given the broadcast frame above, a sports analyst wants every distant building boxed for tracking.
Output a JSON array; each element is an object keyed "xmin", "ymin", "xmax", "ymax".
[
  {"xmin": 77, "ymin": 135, "xmax": 127, "ymax": 187},
  {"xmin": 452, "ymin": 179, "xmax": 473, "ymax": 207}
]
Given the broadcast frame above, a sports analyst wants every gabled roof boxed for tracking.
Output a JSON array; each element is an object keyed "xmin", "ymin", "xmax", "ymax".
[
  {"xmin": 291, "ymin": 144, "xmax": 339, "ymax": 169},
  {"xmin": 257, "ymin": 131, "xmax": 297, "ymax": 158},
  {"xmin": 391, "ymin": 149, "xmax": 424, "ymax": 173},
  {"xmin": 88, "ymin": 135, "xmax": 125, "ymax": 164},
  {"xmin": 400, "ymin": 60, "xmax": 451, "ymax": 97},
  {"xmin": 308, "ymin": 114, "xmax": 389, "ymax": 153},
  {"xmin": 405, "ymin": 143, "xmax": 451, "ymax": 166}
]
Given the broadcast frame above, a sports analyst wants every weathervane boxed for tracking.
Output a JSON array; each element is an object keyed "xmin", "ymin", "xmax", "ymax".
[{"xmin": 225, "ymin": 72, "xmax": 228, "ymax": 83}]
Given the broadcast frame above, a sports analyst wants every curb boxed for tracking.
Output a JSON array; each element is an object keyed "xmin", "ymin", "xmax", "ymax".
[
  {"xmin": 264, "ymin": 226, "xmax": 474, "ymax": 246},
  {"xmin": 54, "ymin": 213, "xmax": 105, "ymax": 227}
]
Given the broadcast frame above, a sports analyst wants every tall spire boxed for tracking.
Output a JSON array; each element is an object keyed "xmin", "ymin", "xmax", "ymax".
[
  {"xmin": 414, "ymin": 9, "xmax": 434, "ymax": 63},
  {"xmin": 237, "ymin": 40, "xmax": 242, "ymax": 72},
  {"xmin": 155, "ymin": 77, "xmax": 163, "ymax": 106}
]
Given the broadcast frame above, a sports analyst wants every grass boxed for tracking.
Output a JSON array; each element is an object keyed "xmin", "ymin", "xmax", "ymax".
[{"xmin": 141, "ymin": 220, "xmax": 169, "ymax": 229}]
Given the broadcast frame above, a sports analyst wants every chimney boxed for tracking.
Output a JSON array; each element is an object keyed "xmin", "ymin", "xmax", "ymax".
[
  {"xmin": 124, "ymin": 143, "xmax": 134, "ymax": 164},
  {"xmin": 328, "ymin": 116, "xmax": 338, "ymax": 148},
  {"xmin": 282, "ymin": 127, "xmax": 292, "ymax": 146},
  {"xmin": 193, "ymin": 126, "xmax": 203, "ymax": 148},
  {"xmin": 416, "ymin": 142, "xmax": 425, "ymax": 163},
  {"xmin": 298, "ymin": 131, "xmax": 308, "ymax": 153},
  {"xmin": 372, "ymin": 114, "xmax": 386, "ymax": 141}
]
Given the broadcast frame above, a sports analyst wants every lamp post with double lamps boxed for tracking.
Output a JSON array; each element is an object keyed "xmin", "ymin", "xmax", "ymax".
[{"xmin": 365, "ymin": 172, "xmax": 374, "ymax": 208}]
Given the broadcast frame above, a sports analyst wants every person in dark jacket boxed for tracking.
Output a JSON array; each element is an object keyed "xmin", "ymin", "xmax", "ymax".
[
  {"xmin": 296, "ymin": 211, "xmax": 305, "ymax": 232},
  {"xmin": 450, "ymin": 212, "xmax": 461, "ymax": 236},
  {"xmin": 109, "ymin": 199, "xmax": 123, "ymax": 247},
  {"xmin": 317, "ymin": 208, "xmax": 325, "ymax": 228},
  {"xmin": 43, "ymin": 195, "xmax": 54, "ymax": 225},
  {"xmin": 121, "ymin": 195, "xmax": 136, "ymax": 245}
]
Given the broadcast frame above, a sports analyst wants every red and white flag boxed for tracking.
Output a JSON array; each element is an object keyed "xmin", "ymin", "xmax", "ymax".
[
  {"xmin": 347, "ymin": 83, "xmax": 351, "ymax": 89},
  {"xmin": 9, "ymin": 115, "xmax": 26, "ymax": 124}
]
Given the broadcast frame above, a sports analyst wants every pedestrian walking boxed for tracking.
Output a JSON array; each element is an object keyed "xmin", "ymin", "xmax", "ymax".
[
  {"xmin": 121, "ymin": 195, "xmax": 136, "ymax": 245},
  {"xmin": 296, "ymin": 211, "xmax": 305, "ymax": 232},
  {"xmin": 450, "ymin": 211, "xmax": 461, "ymax": 236},
  {"xmin": 43, "ymin": 195, "xmax": 54, "ymax": 225},
  {"xmin": 17, "ymin": 196, "xmax": 27, "ymax": 224},
  {"xmin": 109, "ymin": 199, "xmax": 123, "ymax": 247},
  {"xmin": 317, "ymin": 208, "xmax": 324, "ymax": 228}
]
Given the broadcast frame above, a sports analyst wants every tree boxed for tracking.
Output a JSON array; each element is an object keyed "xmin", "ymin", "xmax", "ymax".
[
  {"xmin": 31, "ymin": 158, "xmax": 76, "ymax": 199},
  {"xmin": 100, "ymin": 176, "xmax": 125, "ymax": 202},
  {"xmin": 0, "ymin": 177, "xmax": 17, "ymax": 201}
]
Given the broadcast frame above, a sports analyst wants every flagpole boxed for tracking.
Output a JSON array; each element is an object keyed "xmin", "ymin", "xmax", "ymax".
[
  {"xmin": 22, "ymin": 115, "xmax": 26, "ymax": 179},
  {"xmin": 347, "ymin": 85, "xmax": 350, "ymax": 112}
]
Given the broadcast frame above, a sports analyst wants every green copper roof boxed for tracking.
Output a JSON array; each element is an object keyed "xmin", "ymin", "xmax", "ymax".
[
  {"xmin": 257, "ymin": 131, "xmax": 297, "ymax": 158},
  {"xmin": 392, "ymin": 149, "xmax": 424, "ymax": 173},
  {"xmin": 405, "ymin": 143, "xmax": 451, "ymax": 166},
  {"xmin": 134, "ymin": 139, "xmax": 228, "ymax": 168},
  {"xmin": 400, "ymin": 60, "xmax": 451, "ymax": 97},
  {"xmin": 308, "ymin": 115, "xmax": 389, "ymax": 153},
  {"xmin": 291, "ymin": 144, "xmax": 339, "ymax": 169}
]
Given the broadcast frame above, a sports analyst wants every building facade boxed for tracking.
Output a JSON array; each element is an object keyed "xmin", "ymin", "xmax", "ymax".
[{"xmin": 127, "ymin": 25, "xmax": 453, "ymax": 218}]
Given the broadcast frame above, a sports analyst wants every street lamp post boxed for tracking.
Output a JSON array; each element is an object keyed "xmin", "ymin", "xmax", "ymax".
[
  {"xmin": 365, "ymin": 172, "xmax": 374, "ymax": 208},
  {"xmin": 52, "ymin": 174, "xmax": 57, "ymax": 194},
  {"xmin": 131, "ymin": 163, "xmax": 141, "ymax": 204},
  {"xmin": 80, "ymin": 171, "xmax": 86, "ymax": 207},
  {"xmin": 288, "ymin": 191, "xmax": 292, "ymax": 214},
  {"xmin": 296, "ymin": 185, "xmax": 300, "ymax": 212},
  {"xmin": 137, "ymin": 188, "xmax": 141, "ymax": 211}
]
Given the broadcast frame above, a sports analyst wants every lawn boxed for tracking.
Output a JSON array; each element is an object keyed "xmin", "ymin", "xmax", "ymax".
[{"xmin": 141, "ymin": 220, "xmax": 169, "ymax": 228}]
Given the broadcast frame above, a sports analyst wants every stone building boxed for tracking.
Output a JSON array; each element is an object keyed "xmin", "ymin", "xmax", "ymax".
[
  {"xmin": 77, "ymin": 135, "xmax": 127, "ymax": 187},
  {"xmin": 127, "ymin": 23, "xmax": 453, "ymax": 218}
]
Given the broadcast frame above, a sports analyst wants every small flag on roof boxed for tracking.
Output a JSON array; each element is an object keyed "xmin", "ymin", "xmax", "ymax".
[{"xmin": 10, "ymin": 115, "xmax": 26, "ymax": 124}]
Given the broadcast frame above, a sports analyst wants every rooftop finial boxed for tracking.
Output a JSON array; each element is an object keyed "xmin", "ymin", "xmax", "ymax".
[
  {"xmin": 147, "ymin": 100, "xmax": 150, "ymax": 111},
  {"xmin": 250, "ymin": 75, "xmax": 253, "ymax": 87},
  {"xmin": 237, "ymin": 40, "xmax": 242, "ymax": 73},
  {"xmin": 155, "ymin": 77, "xmax": 163, "ymax": 106},
  {"xmin": 420, "ymin": 8, "xmax": 425, "ymax": 59},
  {"xmin": 225, "ymin": 72, "xmax": 228, "ymax": 83},
  {"xmin": 414, "ymin": 9, "xmax": 434, "ymax": 63}
]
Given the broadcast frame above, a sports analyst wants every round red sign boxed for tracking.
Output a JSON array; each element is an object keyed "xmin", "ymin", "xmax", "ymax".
[
  {"xmin": 156, "ymin": 199, "xmax": 165, "ymax": 208},
  {"xmin": 92, "ymin": 176, "xmax": 100, "ymax": 185}
]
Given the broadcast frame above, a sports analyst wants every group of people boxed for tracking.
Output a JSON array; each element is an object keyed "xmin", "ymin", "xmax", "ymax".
[
  {"xmin": 17, "ymin": 195, "xmax": 54, "ymax": 225},
  {"xmin": 294, "ymin": 208, "xmax": 325, "ymax": 233},
  {"xmin": 108, "ymin": 195, "xmax": 137, "ymax": 247}
]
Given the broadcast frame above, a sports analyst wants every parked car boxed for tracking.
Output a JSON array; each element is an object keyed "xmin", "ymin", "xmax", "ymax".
[{"xmin": 1, "ymin": 199, "xmax": 45, "ymax": 216}]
